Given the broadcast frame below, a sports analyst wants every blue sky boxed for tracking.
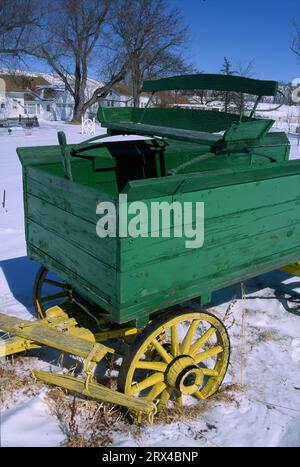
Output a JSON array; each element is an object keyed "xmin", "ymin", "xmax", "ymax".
[{"xmin": 171, "ymin": 0, "xmax": 300, "ymax": 82}]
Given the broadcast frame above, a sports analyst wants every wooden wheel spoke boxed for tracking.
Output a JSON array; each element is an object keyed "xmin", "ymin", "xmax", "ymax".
[
  {"xmin": 176, "ymin": 393, "xmax": 183, "ymax": 407},
  {"xmin": 190, "ymin": 327, "xmax": 217, "ymax": 356},
  {"xmin": 152, "ymin": 337, "xmax": 172, "ymax": 363},
  {"xmin": 181, "ymin": 319, "xmax": 200, "ymax": 354},
  {"xmin": 40, "ymin": 291, "xmax": 69, "ymax": 303},
  {"xmin": 202, "ymin": 368, "xmax": 219, "ymax": 377},
  {"xmin": 157, "ymin": 387, "xmax": 172, "ymax": 410},
  {"xmin": 171, "ymin": 325, "xmax": 179, "ymax": 357},
  {"xmin": 43, "ymin": 279, "xmax": 69, "ymax": 289},
  {"xmin": 119, "ymin": 310, "xmax": 230, "ymax": 416},
  {"xmin": 193, "ymin": 390, "xmax": 205, "ymax": 401},
  {"xmin": 130, "ymin": 372, "xmax": 164, "ymax": 395},
  {"xmin": 194, "ymin": 345, "xmax": 224, "ymax": 364},
  {"xmin": 135, "ymin": 360, "xmax": 167, "ymax": 372},
  {"xmin": 147, "ymin": 382, "xmax": 166, "ymax": 401}
]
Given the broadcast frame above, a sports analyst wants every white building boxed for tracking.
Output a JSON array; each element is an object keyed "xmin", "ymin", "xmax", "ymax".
[
  {"xmin": 0, "ymin": 74, "xmax": 55, "ymax": 121},
  {"xmin": 0, "ymin": 71, "xmax": 151, "ymax": 123},
  {"xmin": 100, "ymin": 83, "xmax": 150, "ymax": 110}
]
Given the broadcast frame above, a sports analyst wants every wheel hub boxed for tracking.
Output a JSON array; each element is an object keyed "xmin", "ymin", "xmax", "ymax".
[{"xmin": 165, "ymin": 355, "xmax": 204, "ymax": 395}]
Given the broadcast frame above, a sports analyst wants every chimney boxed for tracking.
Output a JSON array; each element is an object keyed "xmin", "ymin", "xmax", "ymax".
[{"xmin": 28, "ymin": 78, "xmax": 37, "ymax": 92}]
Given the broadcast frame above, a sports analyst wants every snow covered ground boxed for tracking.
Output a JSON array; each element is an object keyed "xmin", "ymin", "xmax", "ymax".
[{"xmin": 0, "ymin": 121, "xmax": 300, "ymax": 447}]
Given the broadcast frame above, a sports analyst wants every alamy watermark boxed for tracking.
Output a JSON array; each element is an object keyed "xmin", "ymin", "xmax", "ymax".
[{"xmin": 96, "ymin": 194, "xmax": 205, "ymax": 249}]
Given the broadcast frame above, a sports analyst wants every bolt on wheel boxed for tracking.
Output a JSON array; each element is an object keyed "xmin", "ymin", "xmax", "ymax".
[{"xmin": 118, "ymin": 308, "xmax": 230, "ymax": 412}]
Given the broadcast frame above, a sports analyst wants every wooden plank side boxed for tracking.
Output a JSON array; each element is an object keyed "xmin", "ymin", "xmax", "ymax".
[
  {"xmin": 27, "ymin": 221, "xmax": 118, "ymax": 306},
  {"xmin": 27, "ymin": 194, "xmax": 117, "ymax": 268},
  {"xmin": 120, "ymin": 221, "xmax": 300, "ymax": 303},
  {"xmin": 120, "ymin": 197, "xmax": 300, "ymax": 271},
  {"xmin": 123, "ymin": 160, "xmax": 300, "ymax": 201},
  {"xmin": 27, "ymin": 167, "xmax": 115, "ymax": 225},
  {"xmin": 117, "ymin": 246, "xmax": 300, "ymax": 324},
  {"xmin": 27, "ymin": 244, "xmax": 118, "ymax": 315},
  {"xmin": 118, "ymin": 173, "xmax": 300, "ymax": 321},
  {"xmin": 118, "ymin": 174, "xmax": 300, "ymax": 239}
]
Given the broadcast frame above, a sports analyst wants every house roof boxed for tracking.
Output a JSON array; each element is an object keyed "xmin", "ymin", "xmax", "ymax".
[
  {"xmin": 0, "ymin": 74, "xmax": 51, "ymax": 93},
  {"xmin": 112, "ymin": 82, "xmax": 150, "ymax": 98}
]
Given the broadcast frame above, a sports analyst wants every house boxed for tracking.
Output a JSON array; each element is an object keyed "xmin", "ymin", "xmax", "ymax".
[
  {"xmin": 0, "ymin": 71, "xmax": 151, "ymax": 122},
  {"xmin": 100, "ymin": 82, "xmax": 150, "ymax": 109},
  {"xmin": 0, "ymin": 74, "xmax": 55, "ymax": 121}
]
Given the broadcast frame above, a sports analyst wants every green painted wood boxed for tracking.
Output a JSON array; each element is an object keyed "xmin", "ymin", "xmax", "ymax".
[
  {"xmin": 123, "ymin": 159, "xmax": 300, "ymax": 201},
  {"xmin": 27, "ymin": 166, "xmax": 115, "ymax": 218},
  {"xmin": 28, "ymin": 244, "xmax": 118, "ymax": 316},
  {"xmin": 223, "ymin": 119, "xmax": 274, "ymax": 143},
  {"xmin": 27, "ymin": 221, "xmax": 118, "ymax": 306},
  {"xmin": 118, "ymin": 175, "xmax": 300, "ymax": 322},
  {"xmin": 27, "ymin": 194, "xmax": 117, "ymax": 267},
  {"xmin": 142, "ymin": 73, "xmax": 278, "ymax": 96},
  {"xmin": 57, "ymin": 131, "xmax": 73, "ymax": 180},
  {"xmin": 97, "ymin": 107, "xmax": 248, "ymax": 134},
  {"xmin": 120, "ymin": 197, "xmax": 300, "ymax": 270},
  {"xmin": 116, "ymin": 246, "xmax": 300, "ymax": 324},
  {"xmin": 101, "ymin": 121, "xmax": 222, "ymax": 146},
  {"xmin": 16, "ymin": 110, "xmax": 297, "ymax": 327}
]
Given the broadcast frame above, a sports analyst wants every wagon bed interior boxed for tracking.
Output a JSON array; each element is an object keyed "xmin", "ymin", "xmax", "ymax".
[{"xmin": 18, "ymin": 73, "xmax": 289, "ymax": 198}]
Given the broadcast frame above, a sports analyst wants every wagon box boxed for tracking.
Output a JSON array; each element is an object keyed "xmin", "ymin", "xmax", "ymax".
[
  {"xmin": 17, "ymin": 144, "xmax": 300, "ymax": 325},
  {"xmin": 3, "ymin": 72, "xmax": 298, "ymax": 418}
]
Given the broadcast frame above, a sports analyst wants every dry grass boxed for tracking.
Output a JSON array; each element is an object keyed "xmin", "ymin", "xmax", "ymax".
[
  {"xmin": 256, "ymin": 329, "xmax": 279, "ymax": 343},
  {"xmin": 154, "ymin": 383, "xmax": 243, "ymax": 425},
  {"xmin": 42, "ymin": 380, "xmax": 244, "ymax": 445},
  {"xmin": 44, "ymin": 386, "xmax": 127, "ymax": 447},
  {"xmin": 0, "ymin": 360, "xmax": 40, "ymax": 409}
]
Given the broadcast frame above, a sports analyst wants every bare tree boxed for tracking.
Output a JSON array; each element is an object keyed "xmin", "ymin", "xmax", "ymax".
[
  {"xmin": 291, "ymin": 21, "xmax": 300, "ymax": 59},
  {"xmin": 220, "ymin": 57, "xmax": 235, "ymax": 113},
  {"xmin": 0, "ymin": 0, "xmax": 41, "ymax": 57},
  {"xmin": 232, "ymin": 59, "xmax": 255, "ymax": 114},
  {"xmin": 28, "ymin": 0, "xmax": 129, "ymax": 122},
  {"xmin": 111, "ymin": 0, "xmax": 190, "ymax": 107}
]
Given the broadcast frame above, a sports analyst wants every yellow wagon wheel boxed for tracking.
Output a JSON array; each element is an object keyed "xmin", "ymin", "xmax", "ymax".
[
  {"xmin": 118, "ymin": 308, "xmax": 230, "ymax": 412},
  {"xmin": 33, "ymin": 266, "xmax": 71, "ymax": 318}
]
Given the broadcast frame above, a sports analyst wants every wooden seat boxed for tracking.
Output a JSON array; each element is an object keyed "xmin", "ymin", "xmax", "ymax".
[
  {"xmin": 101, "ymin": 121, "xmax": 222, "ymax": 145},
  {"xmin": 98, "ymin": 73, "xmax": 280, "ymax": 147}
]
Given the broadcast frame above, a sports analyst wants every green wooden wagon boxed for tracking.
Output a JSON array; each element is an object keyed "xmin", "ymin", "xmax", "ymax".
[{"xmin": 1, "ymin": 73, "xmax": 299, "ymax": 419}]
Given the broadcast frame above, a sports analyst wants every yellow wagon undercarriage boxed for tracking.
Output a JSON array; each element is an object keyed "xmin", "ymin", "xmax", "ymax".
[
  {"xmin": 0, "ymin": 305, "xmax": 155, "ymax": 420},
  {"xmin": 2, "ymin": 260, "xmax": 298, "ymax": 422},
  {"xmin": 0, "ymin": 300, "xmax": 229, "ymax": 422}
]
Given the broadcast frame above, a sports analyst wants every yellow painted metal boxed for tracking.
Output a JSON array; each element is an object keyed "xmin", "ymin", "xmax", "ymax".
[
  {"xmin": 122, "ymin": 310, "xmax": 230, "ymax": 411},
  {"xmin": 33, "ymin": 370, "xmax": 154, "ymax": 415},
  {"xmin": 281, "ymin": 261, "xmax": 300, "ymax": 277}
]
